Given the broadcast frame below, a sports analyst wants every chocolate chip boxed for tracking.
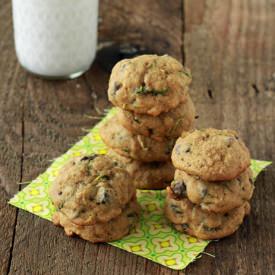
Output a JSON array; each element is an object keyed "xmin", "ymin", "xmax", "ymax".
[
  {"xmin": 165, "ymin": 140, "xmax": 175, "ymax": 154},
  {"xmin": 148, "ymin": 128, "xmax": 154, "ymax": 135},
  {"xmin": 203, "ymin": 225, "xmax": 220, "ymax": 232},
  {"xmin": 133, "ymin": 117, "xmax": 141, "ymax": 124},
  {"xmin": 96, "ymin": 175, "xmax": 110, "ymax": 181},
  {"xmin": 200, "ymin": 187, "xmax": 208, "ymax": 199},
  {"xmin": 58, "ymin": 191, "xmax": 63, "ymax": 196},
  {"xmin": 96, "ymin": 187, "xmax": 109, "ymax": 204},
  {"xmin": 81, "ymin": 155, "xmax": 98, "ymax": 162},
  {"xmin": 185, "ymin": 147, "xmax": 191, "ymax": 153},
  {"xmin": 170, "ymin": 204, "xmax": 183, "ymax": 214},
  {"xmin": 202, "ymin": 134, "xmax": 210, "ymax": 141},
  {"xmin": 171, "ymin": 180, "xmax": 186, "ymax": 198},
  {"xmin": 122, "ymin": 148, "xmax": 130, "ymax": 153},
  {"xmin": 121, "ymin": 62, "xmax": 129, "ymax": 71},
  {"xmin": 57, "ymin": 202, "xmax": 64, "ymax": 210},
  {"xmin": 148, "ymin": 162, "xmax": 162, "ymax": 169},
  {"xmin": 127, "ymin": 212, "xmax": 137, "ymax": 218},
  {"xmin": 225, "ymin": 137, "xmax": 235, "ymax": 147},
  {"xmin": 181, "ymin": 144, "xmax": 191, "ymax": 153},
  {"xmin": 181, "ymin": 223, "xmax": 189, "ymax": 232},
  {"xmin": 113, "ymin": 82, "xmax": 122, "ymax": 94}
]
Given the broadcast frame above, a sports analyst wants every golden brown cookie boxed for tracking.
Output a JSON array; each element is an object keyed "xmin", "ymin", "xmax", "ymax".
[
  {"xmin": 117, "ymin": 93, "xmax": 195, "ymax": 141},
  {"xmin": 100, "ymin": 116, "xmax": 175, "ymax": 162},
  {"xmin": 171, "ymin": 129, "xmax": 251, "ymax": 181},
  {"xmin": 165, "ymin": 188, "xmax": 250, "ymax": 240},
  {"xmin": 49, "ymin": 154, "xmax": 140, "ymax": 242},
  {"xmin": 108, "ymin": 54, "xmax": 191, "ymax": 116},
  {"xmin": 172, "ymin": 168, "xmax": 254, "ymax": 213},
  {"xmin": 107, "ymin": 150, "xmax": 174, "ymax": 190},
  {"xmin": 52, "ymin": 198, "xmax": 140, "ymax": 243}
]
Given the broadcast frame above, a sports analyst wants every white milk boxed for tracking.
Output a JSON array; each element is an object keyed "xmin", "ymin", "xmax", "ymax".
[{"xmin": 12, "ymin": 0, "xmax": 98, "ymax": 79}]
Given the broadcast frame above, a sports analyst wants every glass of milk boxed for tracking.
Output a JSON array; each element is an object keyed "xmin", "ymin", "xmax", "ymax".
[{"xmin": 12, "ymin": 0, "xmax": 99, "ymax": 79}]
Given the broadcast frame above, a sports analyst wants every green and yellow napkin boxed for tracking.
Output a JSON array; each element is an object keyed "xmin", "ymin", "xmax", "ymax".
[{"xmin": 9, "ymin": 108, "xmax": 271, "ymax": 270}]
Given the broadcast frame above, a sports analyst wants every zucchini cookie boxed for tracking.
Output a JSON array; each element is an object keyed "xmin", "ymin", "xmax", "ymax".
[
  {"xmin": 165, "ymin": 187, "xmax": 250, "ymax": 240},
  {"xmin": 117, "ymin": 93, "xmax": 195, "ymax": 141},
  {"xmin": 49, "ymin": 154, "xmax": 140, "ymax": 243},
  {"xmin": 107, "ymin": 150, "xmax": 174, "ymax": 190},
  {"xmin": 172, "ymin": 129, "xmax": 251, "ymax": 181},
  {"xmin": 52, "ymin": 198, "xmax": 140, "ymax": 243},
  {"xmin": 100, "ymin": 116, "xmax": 175, "ymax": 162},
  {"xmin": 108, "ymin": 54, "xmax": 191, "ymax": 116},
  {"xmin": 172, "ymin": 168, "xmax": 254, "ymax": 213}
]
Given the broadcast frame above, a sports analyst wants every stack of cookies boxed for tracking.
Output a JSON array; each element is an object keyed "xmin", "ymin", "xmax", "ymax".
[
  {"xmin": 49, "ymin": 154, "xmax": 140, "ymax": 243},
  {"xmin": 100, "ymin": 54, "xmax": 195, "ymax": 189},
  {"xmin": 165, "ymin": 129, "xmax": 254, "ymax": 239}
]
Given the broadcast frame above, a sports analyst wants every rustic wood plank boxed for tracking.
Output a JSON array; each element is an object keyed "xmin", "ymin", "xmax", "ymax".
[
  {"xmin": 4, "ymin": 0, "xmax": 274, "ymax": 274},
  {"xmin": 184, "ymin": 0, "xmax": 275, "ymax": 274},
  {"xmin": 0, "ymin": 1, "xmax": 27, "ymax": 273},
  {"xmin": 99, "ymin": 0, "xmax": 183, "ymax": 60},
  {"xmin": 7, "ymin": 1, "xmax": 183, "ymax": 274}
]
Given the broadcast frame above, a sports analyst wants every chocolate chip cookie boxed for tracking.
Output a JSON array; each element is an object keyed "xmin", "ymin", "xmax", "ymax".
[
  {"xmin": 172, "ymin": 168, "xmax": 254, "ymax": 213},
  {"xmin": 49, "ymin": 154, "xmax": 140, "ymax": 242},
  {"xmin": 165, "ymin": 187, "xmax": 250, "ymax": 240},
  {"xmin": 52, "ymin": 198, "xmax": 140, "ymax": 243},
  {"xmin": 100, "ymin": 116, "xmax": 175, "ymax": 162},
  {"xmin": 108, "ymin": 150, "xmax": 174, "ymax": 189},
  {"xmin": 108, "ymin": 54, "xmax": 191, "ymax": 116},
  {"xmin": 172, "ymin": 129, "xmax": 251, "ymax": 181},
  {"xmin": 117, "ymin": 93, "xmax": 195, "ymax": 141}
]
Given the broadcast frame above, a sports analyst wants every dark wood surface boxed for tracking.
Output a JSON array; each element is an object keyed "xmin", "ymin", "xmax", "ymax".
[{"xmin": 0, "ymin": 0, "xmax": 274, "ymax": 274}]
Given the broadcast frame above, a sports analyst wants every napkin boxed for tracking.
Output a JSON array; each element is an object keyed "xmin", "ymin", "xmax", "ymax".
[{"xmin": 9, "ymin": 108, "xmax": 271, "ymax": 270}]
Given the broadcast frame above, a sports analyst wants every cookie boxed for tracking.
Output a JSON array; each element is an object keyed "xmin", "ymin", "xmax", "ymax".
[
  {"xmin": 172, "ymin": 168, "xmax": 254, "ymax": 213},
  {"xmin": 172, "ymin": 129, "xmax": 251, "ymax": 181},
  {"xmin": 52, "ymin": 198, "xmax": 140, "ymax": 243},
  {"xmin": 117, "ymin": 93, "xmax": 196, "ymax": 141},
  {"xmin": 107, "ymin": 150, "xmax": 174, "ymax": 190},
  {"xmin": 165, "ymin": 188, "xmax": 250, "ymax": 240},
  {"xmin": 49, "ymin": 154, "xmax": 139, "ymax": 242},
  {"xmin": 100, "ymin": 116, "xmax": 175, "ymax": 162},
  {"xmin": 108, "ymin": 54, "xmax": 191, "ymax": 116}
]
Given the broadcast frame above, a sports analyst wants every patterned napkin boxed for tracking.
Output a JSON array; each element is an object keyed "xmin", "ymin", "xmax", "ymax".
[{"xmin": 9, "ymin": 108, "xmax": 271, "ymax": 270}]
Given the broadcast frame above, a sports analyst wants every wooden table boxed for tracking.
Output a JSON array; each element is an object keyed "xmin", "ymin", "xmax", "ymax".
[{"xmin": 1, "ymin": 0, "xmax": 274, "ymax": 274}]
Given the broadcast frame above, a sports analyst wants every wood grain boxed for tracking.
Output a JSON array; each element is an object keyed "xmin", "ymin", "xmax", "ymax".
[
  {"xmin": 184, "ymin": 0, "xmax": 275, "ymax": 274},
  {"xmin": 0, "ymin": 0, "xmax": 274, "ymax": 274},
  {"xmin": 0, "ymin": 1, "xmax": 26, "ymax": 273},
  {"xmin": 99, "ymin": 0, "xmax": 183, "ymax": 59}
]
